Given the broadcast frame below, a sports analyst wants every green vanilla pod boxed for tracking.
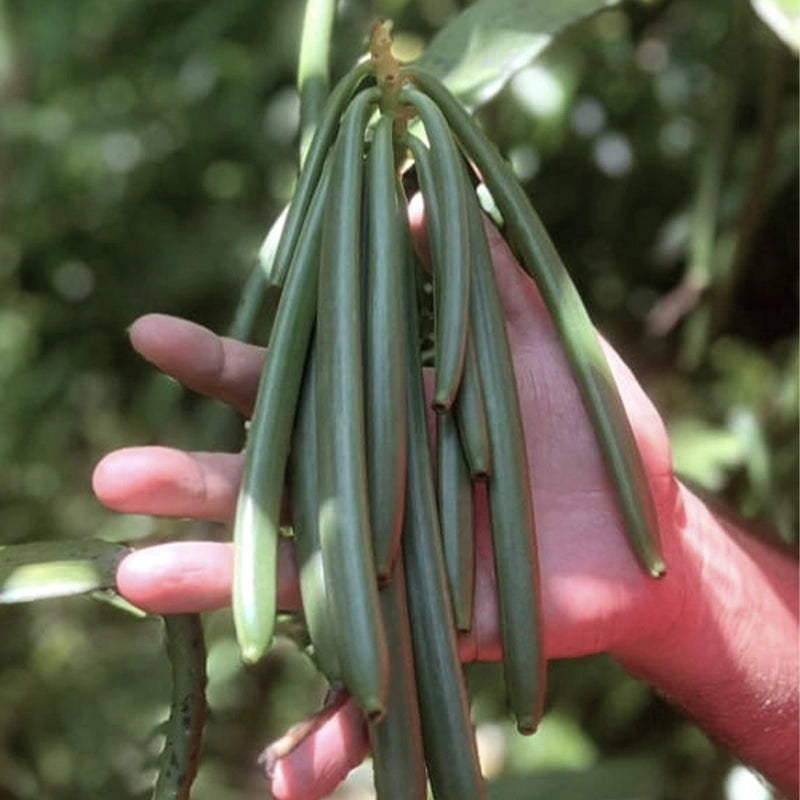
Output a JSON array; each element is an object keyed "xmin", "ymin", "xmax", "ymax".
[
  {"xmin": 232, "ymin": 157, "xmax": 333, "ymax": 664},
  {"xmin": 461, "ymin": 159, "xmax": 546, "ymax": 735},
  {"xmin": 270, "ymin": 61, "xmax": 373, "ymax": 288},
  {"xmin": 365, "ymin": 112, "xmax": 408, "ymax": 581},
  {"xmin": 437, "ymin": 411, "xmax": 476, "ymax": 632},
  {"xmin": 453, "ymin": 331, "xmax": 491, "ymax": 479},
  {"xmin": 291, "ymin": 341, "xmax": 342, "ymax": 682},
  {"xmin": 402, "ymin": 67, "xmax": 666, "ymax": 578},
  {"xmin": 368, "ymin": 554, "xmax": 427, "ymax": 800},
  {"xmin": 316, "ymin": 87, "xmax": 389, "ymax": 719},
  {"xmin": 402, "ymin": 89, "xmax": 470, "ymax": 412},
  {"xmin": 399, "ymin": 196, "xmax": 486, "ymax": 799},
  {"xmin": 406, "ymin": 133, "xmax": 490, "ymax": 479}
]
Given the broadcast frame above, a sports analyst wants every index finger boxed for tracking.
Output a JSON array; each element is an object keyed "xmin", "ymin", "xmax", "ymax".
[{"xmin": 129, "ymin": 313, "xmax": 265, "ymax": 416}]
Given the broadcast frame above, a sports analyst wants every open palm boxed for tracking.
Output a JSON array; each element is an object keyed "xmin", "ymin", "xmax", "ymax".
[{"xmin": 93, "ymin": 214, "xmax": 686, "ymax": 799}]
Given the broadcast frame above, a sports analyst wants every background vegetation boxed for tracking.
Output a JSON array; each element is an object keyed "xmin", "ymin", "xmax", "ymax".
[{"xmin": 0, "ymin": 0, "xmax": 796, "ymax": 798}]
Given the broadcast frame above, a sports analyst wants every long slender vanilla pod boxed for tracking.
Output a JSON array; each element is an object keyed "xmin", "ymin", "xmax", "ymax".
[
  {"xmin": 460, "ymin": 165, "xmax": 546, "ymax": 734},
  {"xmin": 402, "ymin": 89, "xmax": 470, "ymax": 411},
  {"xmin": 316, "ymin": 88, "xmax": 389, "ymax": 718},
  {"xmin": 399, "ymin": 194, "xmax": 486, "ymax": 799},
  {"xmin": 402, "ymin": 68, "xmax": 665, "ymax": 577},
  {"xmin": 368, "ymin": 555, "xmax": 427, "ymax": 800},
  {"xmin": 406, "ymin": 133, "xmax": 490, "ymax": 480},
  {"xmin": 454, "ymin": 332, "xmax": 491, "ymax": 478},
  {"xmin": 291, "ymin": 341, "xmax": 342, "ymax": 682},
  {"xmin": 365, "ymin": 112, "xmax": 408, "ymax": 580},
  {"xmin": 232, "ymin": 159, "xmax": 332, "ymax": 663},
  {"xmin": 269, "ymin": 61, "xmax": 373, "ymax": 288},
  {"xmin": 437, "ymin": 411, "xmax": 475, "ymax": 632}
]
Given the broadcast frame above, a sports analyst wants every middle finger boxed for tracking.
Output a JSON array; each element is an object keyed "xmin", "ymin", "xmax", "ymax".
[{"xmin": 93, "ymin": 447, "xmax": 242, "ymax": 522}]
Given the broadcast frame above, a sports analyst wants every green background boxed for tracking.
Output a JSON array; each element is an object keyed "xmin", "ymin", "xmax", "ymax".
[{"xmin": 0, "ymin": 0, "xmax": 796, "ymax": 797}]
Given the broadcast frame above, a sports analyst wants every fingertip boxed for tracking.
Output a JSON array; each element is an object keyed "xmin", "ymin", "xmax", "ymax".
[
  {"xmin": 127, "ymin": 312, "xmax": 170, "ymax": 347},
  {"xmin": 128, "ymin": 313, "xmax": 206, "ymax": 369},
  {"xmin": 91, "ymin": 447, "xmax": 170, "ymax": 514},
  {"xmin": 91, "ymin": 452, "xmax": 109, "ymax": 493},
  {"xmin": 91, "ymin": 451, "xmax": 125, "ymax": 509}
]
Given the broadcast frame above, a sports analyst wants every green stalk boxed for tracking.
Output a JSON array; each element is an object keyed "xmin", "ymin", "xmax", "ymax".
[
  {"xmin": 297, "ymin": 0, "xmax": 337, "ymax": 167},
  {"xmin": 214, "ymin": 0, "xmax": 336, "ymax": 356},
  {"xmin": 0, "ymin": 540, "xmax": 129, "ymax": 604},
  {"xmin": 152, "ymin": 615, "xmax": 206, "ymax": 800}
]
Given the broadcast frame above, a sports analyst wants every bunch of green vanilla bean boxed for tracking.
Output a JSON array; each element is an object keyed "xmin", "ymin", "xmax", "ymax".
[{"xmin": 230, "ymin": 23, "xmax": 666, "ymax": 800}]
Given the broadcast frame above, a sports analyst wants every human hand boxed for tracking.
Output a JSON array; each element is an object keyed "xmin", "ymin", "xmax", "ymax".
[{"xmin": 93, "ymin": 210, "xmax": 687, "ymax": 799}]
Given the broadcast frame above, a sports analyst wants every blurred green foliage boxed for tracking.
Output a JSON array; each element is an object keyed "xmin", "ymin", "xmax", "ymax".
[{"xmin": 0, "ymin": 0, "xmax": 796, "ymax": 798}]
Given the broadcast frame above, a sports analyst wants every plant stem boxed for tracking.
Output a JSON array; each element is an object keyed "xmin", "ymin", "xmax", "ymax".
[
  {"xmin": 229, "ymin": 0, "xmax": 336, "ymax": 348},
  {"xmin": 298, "ymin": 0, "xmax": 336, "ymax": 167},
  {"xmin": 709, "ymin": 37, "xmax": 785, "ymax": 336}
]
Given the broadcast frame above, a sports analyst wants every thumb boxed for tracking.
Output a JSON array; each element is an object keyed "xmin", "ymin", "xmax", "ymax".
[
  {"xmin": 406, "ymin": 188, "xmax": 545, "ymax": 338},
  {"xmin": 482, "ymin": 216, "xmax": 548, "ymax": 337}
]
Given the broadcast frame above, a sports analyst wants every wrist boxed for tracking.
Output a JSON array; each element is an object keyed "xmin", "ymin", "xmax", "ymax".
[
  {"xmin": 610, "ymin": 483, "xmax": 799, "ymax": 797},
  {"xmin": 610, "ymin": 482, "xmax": 795, "ymax": 682},
  {"xmin": 609, "ymin": 483, "xmax": 726, "ymax": 674}
]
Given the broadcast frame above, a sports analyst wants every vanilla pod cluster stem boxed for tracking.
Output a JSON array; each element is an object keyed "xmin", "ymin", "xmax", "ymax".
[{"xmin": 231, "ymin": 22, "xmax": 665, "ymax": 798}]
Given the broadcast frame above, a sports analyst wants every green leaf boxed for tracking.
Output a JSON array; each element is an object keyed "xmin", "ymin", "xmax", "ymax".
[
  {"xmin": 751, "ymin": 0, "xmax": 800, "ymax": 52},
  {"xmin": 0, "ymin": 540, "xmax": 129, "ymax": 604},
  {"xmin": 91, "ymin": 589, "xmax": 149, "ymax": 618},
  {"xmin": 417, "ymin": 0, "xmax": 622, "ymax": 106},
  {"xmin": 669, "ymin": 418, "xmax": 744, "ymax": 492}
]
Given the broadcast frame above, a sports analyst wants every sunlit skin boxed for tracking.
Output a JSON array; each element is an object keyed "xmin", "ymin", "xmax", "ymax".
[{"xmin": 93, "ymin": 201, "xmax": 798, "ymax": 800}]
